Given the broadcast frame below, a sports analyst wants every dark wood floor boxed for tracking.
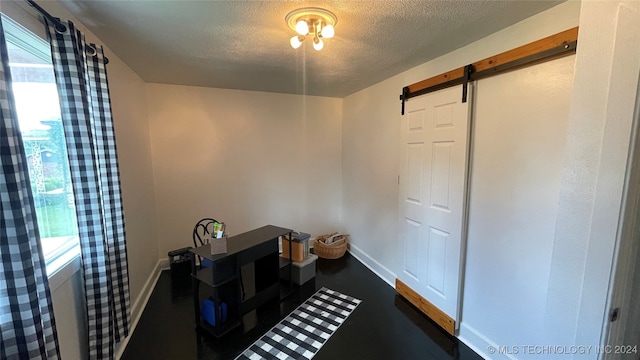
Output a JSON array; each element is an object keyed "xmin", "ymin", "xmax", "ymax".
[{"xmin": 121, "ymin": 252, "xmax": 484, "ymax": 360}]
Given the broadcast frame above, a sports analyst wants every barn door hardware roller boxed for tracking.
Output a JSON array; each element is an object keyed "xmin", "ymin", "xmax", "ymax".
[
  {"xmin": 400, "ymin": 87, "xmax": 409, "ymax": 115},
  {"xmin": 400, "ymin": 65, "xmax": 473, "ymax": 115},
  {"xmin": 399, "ymin": 27, "xmax": 579, "ymax": 115},
  {"xmin": 461, "ymin": 64, "xmax": 473, "ymax": 103}
]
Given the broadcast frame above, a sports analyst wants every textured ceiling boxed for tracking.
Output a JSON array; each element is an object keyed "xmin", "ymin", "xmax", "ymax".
[{"xmin": 58, "ymin": 0, "xmax": 564, "ymax": 98}]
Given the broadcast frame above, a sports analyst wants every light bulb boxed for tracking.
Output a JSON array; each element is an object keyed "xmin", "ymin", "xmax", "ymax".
[
  {"xmin": 321, "ymin": 24, "xmax": 335, "ymax": 39},
  {"xmin": 313, "ymin": 37, "xmax": 324, "ymax": 51},
  {"xmin": 295, "ymin": 20, "xmax": 309, "ymax": 35},
  {"xmin": 290, "ymin": 35, "xmax": 304, "ymax": 49}
]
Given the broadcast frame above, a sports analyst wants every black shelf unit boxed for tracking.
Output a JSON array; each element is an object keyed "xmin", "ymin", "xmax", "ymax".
[
  {"xmin": 278, "ymin": 256, "xmax": 295, "ymax": 300},
  {"xmin": 190, "ymin": 225, "xmax": 293, "ymax": 338}
]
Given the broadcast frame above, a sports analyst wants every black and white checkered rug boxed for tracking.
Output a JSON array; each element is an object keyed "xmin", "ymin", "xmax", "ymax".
[{"xmin": 235, "ymin": 287, "xmax": 361, "ymax": 360}]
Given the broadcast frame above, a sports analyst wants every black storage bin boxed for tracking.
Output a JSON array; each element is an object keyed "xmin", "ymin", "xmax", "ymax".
[{"xmin": 168, "ymin": 247, "xmax": 192, "ymax": 283}]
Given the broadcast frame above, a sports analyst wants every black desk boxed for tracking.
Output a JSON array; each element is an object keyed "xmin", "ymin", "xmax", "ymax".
[{"xmin": 189, "ymin": 225, "xmax": 292, "ymax": 337}]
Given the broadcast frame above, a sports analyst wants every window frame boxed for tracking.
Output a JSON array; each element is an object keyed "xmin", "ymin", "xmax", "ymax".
[{"xmin": 2, "ymin": 13, "xmax": 81, "ymax": 290}]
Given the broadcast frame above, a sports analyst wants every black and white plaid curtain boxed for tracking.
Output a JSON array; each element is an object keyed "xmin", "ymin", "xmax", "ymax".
[
  {"xmin": 45, "ymin": 20, "xmax": 130, "ymax": 360},
  {"xmin": 0, "ymin": 21, "xmax": 61, "ymax": 360}
]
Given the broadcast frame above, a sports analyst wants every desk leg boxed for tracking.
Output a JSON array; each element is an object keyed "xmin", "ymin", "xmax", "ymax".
[
  {"xmin": 191, "ymin": 253, "xmax": 200, "ymax": 327},
  {"xmin": 288, "ymin": 231, "xmax": 293, "ymax": 291}
]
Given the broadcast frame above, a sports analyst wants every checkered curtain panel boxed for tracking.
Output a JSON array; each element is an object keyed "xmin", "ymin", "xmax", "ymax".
[
  {"xmin": 45, "ymin": 20, "xmax": 130, "ymax": 360},
  {"xmin": 0, "ymin": 22, "xmax": 61, "ymax": 360}
]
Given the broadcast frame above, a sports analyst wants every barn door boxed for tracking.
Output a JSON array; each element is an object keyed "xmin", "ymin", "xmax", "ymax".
[{"xmin": 397, "ymin": 85, "xmax": 471, "ymax": 334}]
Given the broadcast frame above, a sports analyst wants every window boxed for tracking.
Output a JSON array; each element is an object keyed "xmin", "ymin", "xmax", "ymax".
[{"xmin": 2, "ymin": 15, "xmax": 80, "ymax": 276}]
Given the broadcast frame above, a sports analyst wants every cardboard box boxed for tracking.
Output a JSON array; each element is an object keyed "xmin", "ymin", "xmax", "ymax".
[{"xmin": 281, "ymin": 254, "xmax": 318, "ymax": 285}]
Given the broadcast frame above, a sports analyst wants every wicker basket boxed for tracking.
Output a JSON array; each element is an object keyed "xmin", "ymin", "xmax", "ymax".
[{"xmin": 313, "ymin": 233, "xmax": 348, "ymax": 259}]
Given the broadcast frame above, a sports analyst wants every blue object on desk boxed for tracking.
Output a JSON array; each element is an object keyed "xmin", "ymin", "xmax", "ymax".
[
  {"xmin": 201, "ymin": 258, "xmax": 213, "ymax": 268},
  {"xmin": 202, "ymin": 298, "xmax": 227, "ymax": 327}
]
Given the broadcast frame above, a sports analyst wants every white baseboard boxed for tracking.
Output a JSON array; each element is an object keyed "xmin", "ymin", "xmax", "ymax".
[
  {"xmin": 115, "ymin": 259, "xmax": 163, "ymax": 360},
  {"xmin": 158, "ymin": 258, "xmax": 170, "ymax": 270},
  {"xmin": 458, "ymin": 323, "xmax": 516, "ymax": 360},
  {"xmin": 347, "ymin": 243, "xmax": 396, "ymax": 288}
]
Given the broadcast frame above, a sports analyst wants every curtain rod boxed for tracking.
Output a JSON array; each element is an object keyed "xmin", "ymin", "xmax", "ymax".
[
  {"xmin": 24, "ymin": 0, "xmax": 110, "ymax": 65},
  {"xmin": 25, "ymin": 0, "xmax": 66, "ymax": 33}
]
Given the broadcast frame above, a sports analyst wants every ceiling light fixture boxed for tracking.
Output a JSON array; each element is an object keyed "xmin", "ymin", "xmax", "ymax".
[{"xmin": 285, "ymin": 7, "xmax": 337, "ymax": 51}]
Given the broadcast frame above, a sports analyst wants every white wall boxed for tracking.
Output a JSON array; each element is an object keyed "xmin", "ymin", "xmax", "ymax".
[
  {"xmin": 342, "ymin": 0, "xmax": 586, "ymax": 358},
  {"xmin": 50, "ymin": 271, "xmax": 87, "ymax": 359},
  {"xmin": 0, "ymin": 1, "xmax": 158, "ymax": 359},
  {"xmin": 342, "ymin": 1, "xmax": 580, "ymax": 283},
  {"xmin": 547, "ymin": 0, "xmax": 640, "ymax": 354},
  {"xmin": 146, "ymin": 84, "xmax": 342, "ymax": 258},
  {"xmin": 341, "ymin": 72, "xmax": 404, "ymax": 284}
]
